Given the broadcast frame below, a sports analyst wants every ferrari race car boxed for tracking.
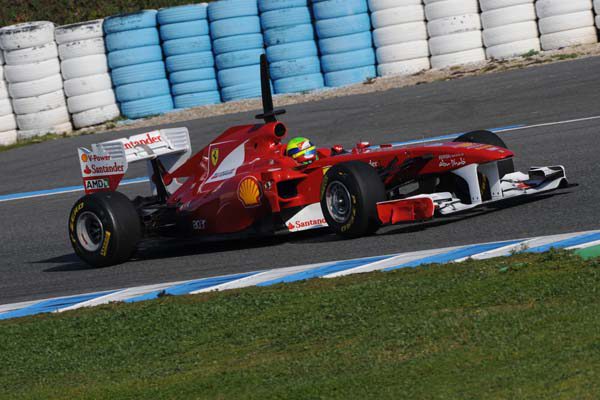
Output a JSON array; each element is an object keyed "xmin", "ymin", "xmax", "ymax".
[{"xmin": 68, "ymin": 56, "xmax": 569, "ymax": 267}]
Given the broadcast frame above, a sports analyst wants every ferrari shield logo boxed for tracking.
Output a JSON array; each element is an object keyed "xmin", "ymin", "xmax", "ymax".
[{"xmin": 211, "ymin": 148, "xmax": 219, "ymax": 167}]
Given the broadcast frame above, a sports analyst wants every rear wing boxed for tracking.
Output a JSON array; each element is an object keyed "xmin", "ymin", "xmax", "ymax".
[{"xmin": 78, "ymin": 128, "xmax": 191, "ymax": 194}]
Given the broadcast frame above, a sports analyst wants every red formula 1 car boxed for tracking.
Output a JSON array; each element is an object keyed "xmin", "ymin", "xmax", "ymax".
[{"xmin": 68, "ymin": 56, "xmax": 569, "ymax": 267}]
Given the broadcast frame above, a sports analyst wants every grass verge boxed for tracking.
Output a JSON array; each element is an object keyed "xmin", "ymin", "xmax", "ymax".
[{"xmin": 1, "ymin": 250, "xmax": 599, "ymax": 399}]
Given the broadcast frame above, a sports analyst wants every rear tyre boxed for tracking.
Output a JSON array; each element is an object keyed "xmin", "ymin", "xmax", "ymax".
[
  {"xmin": 68, "ymin": 191, "xmax": 141, "ymax": 267},
  {"xmin": 320, "ymin": 161, "xmax": 386, "ymax": 238}
]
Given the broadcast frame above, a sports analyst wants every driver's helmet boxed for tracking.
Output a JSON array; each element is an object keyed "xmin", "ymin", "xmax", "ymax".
[{"xmin": 285, "ymin": 137, "xmax": 317, "ymax": 165}]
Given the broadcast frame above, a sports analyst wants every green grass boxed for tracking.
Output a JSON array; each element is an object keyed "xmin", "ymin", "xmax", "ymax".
[
  {"xmin": 1, "ymin": 250, "xmax": 600, "ymax": 399},
  {"xmin": 1, "ymin": 0, "xmax": 217, "ymax": 27}
]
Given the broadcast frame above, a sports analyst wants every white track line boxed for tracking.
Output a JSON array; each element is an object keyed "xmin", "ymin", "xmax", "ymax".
[{"xmin": 498, "ymin": 115, "xmax": 600, "ymax": 133}]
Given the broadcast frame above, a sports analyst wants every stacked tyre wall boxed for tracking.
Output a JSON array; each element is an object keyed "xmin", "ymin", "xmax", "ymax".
[
  {"xmin": 260, "ymin": 0, "xmax": 324, "ymax": 94},
  {"xmin": 105, "ymin": 10, "xmax": 174, "ymax": 119},
  {"xmin": 480, "ymin": 0, "xmax": 540, "ymax": 60},
  {"xmin": 2, "ymin": 0, "xmax": 600, "ymax": 142},
  {"xmin": 0, "ymin": 22, "xmax": 72, "ymax": 140},
  {"xmin": 369, "ymin": 0, "xmax": 430, "ymax": 77},
  {"xmin": 159, "ymin": 4, "xmax": 221, "ymax": 109},
  {"xmin": 57, "ymin": 20, "xmax": 120, "ymax": 129},
  {"xmin": 536, "ymin": 0, "xmax": 597, "ymax": 51},
  {"xmin": 313, "ymin": 0, "xmax": 376, "ymax": 87},
  {"xmin": 425, "ymin": 0, "xmax": 485, "ymax": 69},
  {"xmin": 209, "ymin": 0, "xmax": 266, "ymax": 102},
  {"xmin": 0, "ymin": 52, "xmax": 17, "ymax": 145}
]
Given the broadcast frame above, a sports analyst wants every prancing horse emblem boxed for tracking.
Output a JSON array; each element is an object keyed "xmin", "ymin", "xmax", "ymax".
[{"xmin": 211, "ymin": 148, "xmax": 219, "ymax": 167}]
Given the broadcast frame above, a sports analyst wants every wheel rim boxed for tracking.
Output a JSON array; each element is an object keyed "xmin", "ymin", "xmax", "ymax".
[
  {"xmin": 326, "ymin": 181, "xmax": 352, "ymax": 224},
  {"xmin": 76, "ymin": 211, "xmax": 104, "ymax": 252}
]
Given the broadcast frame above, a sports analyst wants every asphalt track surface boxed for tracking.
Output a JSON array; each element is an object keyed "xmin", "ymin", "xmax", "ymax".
[{"xmin": 2, "ymin": 57, "xmax": 600, "ymax": 304}]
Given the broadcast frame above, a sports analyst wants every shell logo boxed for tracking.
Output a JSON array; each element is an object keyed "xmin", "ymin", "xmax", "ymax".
[
  {"xmin": 81, "ymin": 153, "xmax": 88, "ymax": 162},
  {"xmin": 238, "ymin": 176, "xmax": 261, "ymax": 208}
]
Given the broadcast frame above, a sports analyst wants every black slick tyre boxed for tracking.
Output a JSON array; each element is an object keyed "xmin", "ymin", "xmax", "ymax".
[
  {"xmin": 68, "ymin": 191, "xmax": 141, "ymax": 267},
  {"xmin": 454, "ymin": 130, "xmax": 515, "ymax": 177},
  {"xmin": 320, "ymin": 161, "xmax": 386, "ymax": 238}
]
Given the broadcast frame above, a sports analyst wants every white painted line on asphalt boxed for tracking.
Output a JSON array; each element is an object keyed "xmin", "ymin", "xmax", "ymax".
[{"xmin": 498, "ymin": 115, "xmax": 600, "ymax": 133}]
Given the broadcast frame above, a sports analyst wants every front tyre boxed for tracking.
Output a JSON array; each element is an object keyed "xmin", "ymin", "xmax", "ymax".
[
  {"xmin": 68, "ymin": 191, "xmax": 141, "ymax": 267},
  {"xmin": 320, "ymin": 161, "xmax": 386, "ymax": 238}
]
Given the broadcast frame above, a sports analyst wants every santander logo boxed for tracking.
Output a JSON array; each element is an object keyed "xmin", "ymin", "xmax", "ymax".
[
  {"xmin": 289, "ymin": 218, "xmax": 327, "ymax": 231},
  {"xmin": 124, "ymin": 133, "xmax": 162, "ymax": 150}
]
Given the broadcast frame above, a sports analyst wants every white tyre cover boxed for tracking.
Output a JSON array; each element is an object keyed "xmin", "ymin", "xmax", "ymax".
[
  {"xmin": 63, "ymin": 73, "xmax": 113, "ymax": 97},
  {"xmin": 0, "ymin": 51, "xmax": 3, "ymax": 64},
  {"xmin": 67, "ymin": 89, "xmax": 117, "ymax": 114},
  {"xmin": 536, "ymin": 0, "xmax": 592, "ymax": 19},
  {"xmin": 540, "ymin": 26, "xmax": 598, "ymax": 50},
  {"xmin": 16, "ymin": 106, "xmax": 70, "ymax": 130},
  {"xmin": 0, "ymin": 130, "xmax": 17, "ymax": 146},
  {"xmin": 72, "ymin": 104, "xmax": 120, "ymax": 129},
  {"xmin": 373, "ymin": 22, "xmax": 427, "ymax": 47},
  {"xmin": 429, "ymin": 31, "xmax": 483, "ymax": 55},
  {"xmin": 427, "ymin": 13, "xmax": 481, "ymax": 37},
  {"xmin": 376, "ymin": 40, "xmax": 429, "ymax": 63},
  {"xmin": 0, "ymin": 80, "xmax": 8, "ymax": 100},
  {"xmin": 538, "ymin": 11, "xmax": 594, "ymax": 35},
  {"xmin": 58, "ymin": 38, "xmax": 106, "ymax": 60},
  {"xmin": 0, "ymin": 22, "xmax": 55, "ymax": 51},
  {"xmin": 8, "ymin": 74, "xmax": 63, "ymax": 99},
  {"xmin": 377, "ymin": 57, "xmax": 431, "ymax": 76},
  {"xmin": 481, "ymin": 4, "xmax": 536, "ymax": 29},
  {"xmin": 483, "ymin": 21, "xmax": 538, "ymax": 47},
  {"xmin": 431, "ymin": 47, "xmax": 486, "ymax": 68},
  {"xmin": 368, "ymin": 0, "xmax": 422, "ymax": 12},
  {"xmin": 11, "ymin": 90, "xmax": 66, "ymax": 115},
  {"xmin": 0, "ymin": 98, "xmax": 13, "ymax": 116},
  {"xmin": 597, "ymin": 16, "xmax": 600, "ymax": 29},
  {"xmin": 596, "ymin": 0, "xmax": 600, "ymax": 11},
  {"xmin": 371, "ymin": 6, "xmax": 425, "ymax": 29},
  {"xmin": 61, "ymin": 54, "xmax": 108, "ymax": 80},
  {"xmin": 425, "ymin": 0, "xmax": 479, "ymax": 21},
  {"xmin": 486, "ymin": 38, "xmax": 540, "ymax": 59},
  {"xmin": 4, "ymin": 58, "xmax": 60, "ymax": 83},
  {"xmin": 3, "ymin": 42, "xmax": 58, "ymax": 65},
  {"xmin": 480, "ymin": 0, "xmax": 534, "ymax": 12},
  {"xmin": 18, "ymin": 122, "xmax": 73, "ymax": 140},
  {"xmin": 55, "ymin": 20, "xmax": 104, "ymax": 44},
  {"xmin": 0, "ymin": 113, "xmax": 17, "ymax": 131}
]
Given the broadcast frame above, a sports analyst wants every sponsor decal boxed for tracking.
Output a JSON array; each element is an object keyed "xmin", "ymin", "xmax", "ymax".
[
  {"xmin": 439, "ymin": 157, "xmax": 467, "ymax": 168},
  {"xmin": 81, "ymin": 153, "xmax": 88, "ymax": 163},
  {"xmin": 368, "ymin": 160, "xmax": 380, "ymax": 168},
  {"xmin": 83, "ymin": 163, "xmax": 125, "ymax": 176},
  {"xmin": 288, "ymin": 218, "xmax": 327, "ymax": 231},
  {"xmin": 238, "ymin": 176, "xmax": 261, "ymax": 208},
  {"xmin": 69, "ymin": 202, "xmax": 84, "ymax": 232},
  {"xmin": 85, "ymin": 178, "xmax": 110, "ymax": 191},
  {"xmin": 192, "ymin": 219, "xmax": 207, "ymax": 230},
  {"xmin": 123, "ymin": 132, "xmax": 162, "ymax": 150},
  {"xmin": 211, "ymin": 148, "xmax": 219, "ymax": 167},
  {"xmin": 100, "ymin": 231, "xmax": 111, "ymax": 257}
]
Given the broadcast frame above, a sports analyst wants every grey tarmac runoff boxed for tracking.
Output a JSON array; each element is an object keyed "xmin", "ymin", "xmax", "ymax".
[{"xmin": 1, "ymin": 57, "xmax": 600, "ymax": 305}]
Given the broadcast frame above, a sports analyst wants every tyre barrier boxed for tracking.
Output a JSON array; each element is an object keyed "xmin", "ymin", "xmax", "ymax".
[
  {"xmin": 369, "ymin": 0, "xmax": 431, "ymax": 77},
  {"xmin": 105, "ymin": 10, "xmax": 174, "ymax": 119},
  {"xmin": 425, "ymin": 0, "xmax": 486, "ymax": 69},
  {"xmin": 209, "ymin": 0, "xmax": 265, "ymax": 102},
  {"xmin": 56, "ymin": 19, "xmax": 120, "ymax": 129},
  {"xmin": 536, "ymin": 0, "xmax": 597, "ymax": 51},
  {"xmin": 159, "ymin": 4, "xmax": 221, "ymax": 109},
  {"xmin": 313, "ymin": 0, "xmax": 376, "ymax": 87},
  {"xmin": 480, "ymin": 0, "xmax": 540, "ymax": 59},
  {"xmin": 259, "ymin": 0, "xmax": 324, "ymax": 94},
  {"xmin": 0, "ymin": 52, "xmax": 17, "ymax": 145},
  {"xmin": 0, "ymin": 21, "xmax": 72, "ymax": 140}
]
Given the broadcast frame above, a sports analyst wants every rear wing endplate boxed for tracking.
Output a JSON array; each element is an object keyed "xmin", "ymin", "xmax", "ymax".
[{"xmin": 78, "ymin": 128, "xmax": 191, "ymax": 194}]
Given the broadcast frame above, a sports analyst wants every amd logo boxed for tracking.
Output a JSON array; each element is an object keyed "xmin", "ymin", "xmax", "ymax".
[{"xmin": 85, "ymin": 178, "xmax": 110, "ymax": 190}]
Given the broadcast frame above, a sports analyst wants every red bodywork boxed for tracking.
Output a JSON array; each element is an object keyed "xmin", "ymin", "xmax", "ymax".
[{"xmin": 157, "ymin": 122, "xmax": 513, "ymax": 236}]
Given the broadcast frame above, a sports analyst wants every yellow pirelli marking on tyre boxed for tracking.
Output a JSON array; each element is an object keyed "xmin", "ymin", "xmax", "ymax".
[
  {"xmin": 100, "ymin": 231, "xmax": 111, "ymax": 257},
  {"xmin": 69, "ymin": 202, "xmax": 84, "ymax": 232}
]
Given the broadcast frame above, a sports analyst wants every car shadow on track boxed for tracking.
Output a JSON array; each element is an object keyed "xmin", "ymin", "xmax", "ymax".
[{"xmin": 38, "ymin": 191, "xmax": 572, "ymax": 271}]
